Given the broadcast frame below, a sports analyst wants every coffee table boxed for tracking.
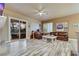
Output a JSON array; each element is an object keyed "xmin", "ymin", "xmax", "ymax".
[{"xmin": 42, "ymin": 35, "xmax": 57, "ymax": 43}]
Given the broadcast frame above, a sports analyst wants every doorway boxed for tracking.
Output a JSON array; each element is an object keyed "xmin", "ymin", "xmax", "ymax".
[{"xmin": 9, "ymin": 17, "xmax": 27, "ymax": 42}]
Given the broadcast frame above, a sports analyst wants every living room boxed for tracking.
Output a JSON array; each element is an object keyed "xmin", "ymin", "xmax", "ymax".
[{"xmin": 0, "ymin": 3, "xmax": 79, "ymax": 56}]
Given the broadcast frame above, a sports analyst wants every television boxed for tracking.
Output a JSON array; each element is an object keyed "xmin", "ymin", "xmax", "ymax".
[{"xmin": 0, "ymin": 3, "xmax": 5, "ymax": 16}]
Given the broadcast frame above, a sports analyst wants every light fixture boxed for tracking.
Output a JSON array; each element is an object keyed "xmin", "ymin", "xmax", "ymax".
[
  {"xmin": 37, "ymin": 12, "xmax": 45, "ymax": 16},
  {"xmin": 36, "ymin": 10, "xmax": 46, "ymax": 16}
]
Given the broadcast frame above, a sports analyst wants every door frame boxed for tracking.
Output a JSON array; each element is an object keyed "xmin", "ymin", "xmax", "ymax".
[{"xmin": 8, "ymin": 16, "xmax": 28, "ymax": 42}]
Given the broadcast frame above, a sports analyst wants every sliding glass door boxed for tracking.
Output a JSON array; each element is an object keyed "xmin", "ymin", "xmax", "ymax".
[
  {"xmin": 20, "ymin": 21, "xmax": 26, "ymax": 39},
  {"xmin": 10, "ymin": 18, "xmax": 26, "ymax": 40},
  {"xmin": 10, "ymin": 19, "xmax": 19, "ymax": 39}
]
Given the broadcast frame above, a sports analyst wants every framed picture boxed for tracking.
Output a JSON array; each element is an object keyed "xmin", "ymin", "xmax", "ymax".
[
  {"xmin": 56, "ymin": 22, "xmax": 68, "ymax": 32},
  {"xmin": 56, "ymin": 23, "xmax": 64, "ymax": 31},
  {"xmin": 73, "ymin": 23, "xmax": 79, "ymax": 29}
]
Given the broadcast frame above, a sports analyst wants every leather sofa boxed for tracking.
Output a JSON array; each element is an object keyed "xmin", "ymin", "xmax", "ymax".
[
  {"xmin": 50, "ymin": 32, "xmax": 68, "ymax": 41},
  {"xmin": 30, "ymin": 31, "xmax": 42, "ymax": 39}
]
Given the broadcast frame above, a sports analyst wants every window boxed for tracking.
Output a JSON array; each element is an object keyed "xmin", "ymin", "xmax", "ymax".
[
  {"xmin": 30, "ymin": 23, "xmax": 40, "ymax": 31},
  {"xmin": 43, "ymin": 23, "xmax": 53, "ymax": 33}
]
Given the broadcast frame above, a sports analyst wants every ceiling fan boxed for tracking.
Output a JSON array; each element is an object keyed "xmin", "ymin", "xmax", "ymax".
[{"xmin": 33, "ymin": 5, "xmax": 47, "ymax": 16}]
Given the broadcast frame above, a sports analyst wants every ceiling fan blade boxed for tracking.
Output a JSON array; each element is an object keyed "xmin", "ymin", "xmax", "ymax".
[
  {"xmin": 31, "ymin": 4, "xmax": 47, "ymax": 16},
  {"xmin": 34, "ymin": 9, "xmax": 40, "ymax": 13},
  {"xmin": 40, "ymin": 8, "xmax": 46, "ymax": 12},
  {"xmin": 33, "ymin": 5, "xmax": 45, "ymax": 12},
  {"xmin": 34, "ymin": 8, "xmax": 46, "ymax": 14}
]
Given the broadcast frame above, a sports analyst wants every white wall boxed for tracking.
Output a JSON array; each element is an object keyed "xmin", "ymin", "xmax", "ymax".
[
  {"xmin": 0, "ymin": 17, "xmax": 8, "ymax": 43},
  {"xmin": 27, "ymin": 18, "xmax": 41, "ymax": 39},
  {"xmin": 0, "ymin": 8, "xmax": 41, "ymax": 41}
]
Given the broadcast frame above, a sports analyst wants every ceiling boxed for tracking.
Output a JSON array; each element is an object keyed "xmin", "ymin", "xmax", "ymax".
[{"xmin": 5, "ymin": 3, "xmax": 79, "ymax": 21}]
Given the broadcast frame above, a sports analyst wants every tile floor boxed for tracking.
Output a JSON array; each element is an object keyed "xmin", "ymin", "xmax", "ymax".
[{"xmin": 0, "ymin": 39, "xmax": 77, "ymax": 56}]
